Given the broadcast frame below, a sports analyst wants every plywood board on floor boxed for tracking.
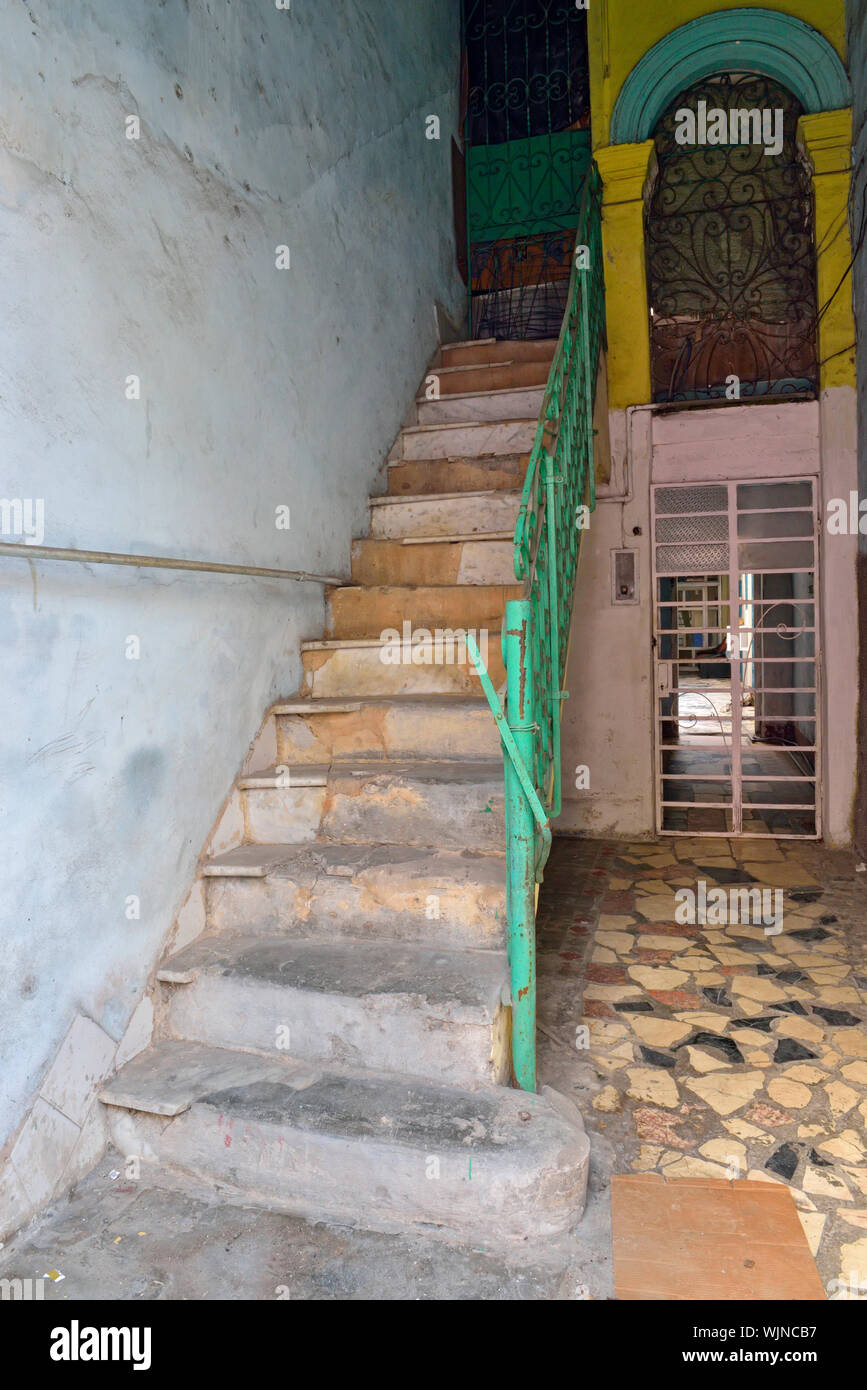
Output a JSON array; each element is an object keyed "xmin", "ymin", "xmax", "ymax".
[{"xmin": 611, "ymin": 1175, "xmax": 826, "ymax": 1300}]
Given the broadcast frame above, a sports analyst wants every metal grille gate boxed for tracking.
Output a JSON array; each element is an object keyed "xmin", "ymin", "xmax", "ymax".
[
  {"xmin": 461, "ymin": 0, "xmax": 591, "ymax": 339},
  {"xmin": 645, "ymin": 73, "xmax": 817, "ymax": 403},
  {"xmin": 651, "ymin": 477, "xmax": 820, "ymax": 838}
]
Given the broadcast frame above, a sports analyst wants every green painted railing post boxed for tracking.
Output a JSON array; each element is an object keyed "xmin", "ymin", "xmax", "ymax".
[
  {"xmin": 470, "ymin": 163, "xmax": 603, "ymax": 1093},
  {"xmin": 503, "ymin": 598, "xmax": 537, "ymax": 1093}
]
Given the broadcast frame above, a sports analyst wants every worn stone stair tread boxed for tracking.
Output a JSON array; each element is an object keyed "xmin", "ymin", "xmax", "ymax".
[
  {"xmin": 439, "ymin": 337, "xmax": 557, "ymax": 365},
  {"xmin": 386, "ymin": 453, "xmax": 527, "ymax": 471},
  {"xmin": 416, "ymin": 388, "xmax": 545, "ymax": 420},
  {"xmin": 308, "ymin": 759, "xmax": 505, "ymax": 853},
  {"xmin": 401, "ymin": 417, "xmax": 536, "ymax": 436},
  {"xmin": 433, "ymin": 357, "xmax": 517, "ymax": 374},
  {"xmin": 101, "ymin": 1039, "xmax": 553, "ymax": 1144},
  {"xmin": 99, "ymin": 1040, "xmax": 316, "ymax": 1117},
  {"xmin": 326, "ymin": 756, "xmax": 504, "ymax": 784},
  {"xmin": 203, "ymin": 843, "xmax": 506, "ymax": 949},
  {"xmin": 101, "ymin": 1041, "xmax": 589, "ymax": 1244},
  {"xmin": 271, "ymin": 693, "xmax": 490, "ymax": 715},
  {"xmin": 203, "ymin": 840, "xmax": 505, "ymax": 880},
  {"xmin": 394, "ymin": 420, "xmax": 537, "ymax": 462},
  {"xmin": 203, "ymin": 1071, "xmax": 571, "ymax": 1149},
  {"xmin": 241, "ymin": 757, "xmax": 502, "ymax": 787},
  {"xmin": 301, "ymin": 632, "xmax": 501, "ymax": 650},
  {"xmin": 156, "ymin": 933, "xmax": 507, "ymax": 1012},
  {"xmin": 191, "ymin": 1068, "xmax": 573, "ymax": 1155},
  {"xmin": 387, "ymin": 452, "xmax": 528, "ymax": 466},
  {"xmin": 396, "ymin": 531, "xmax": 513, "ymax": 544},
  {"xmin": 370, "ymin": 487, "xmax": 520, "ymax": 506},
  {"xmin": 239, "ymin": 764, "xmax": 329, "ymax": 789},
  {"xmin": 299, "ymin": 634, "xmax": 505, "ymax": 698},
  {"xmin": 415, "ymin": 384, "xmax": 546, "ymax": 406},
  {"xmin": 349, "ymin": 537, "xmax": 514, "ymax": 588},
  {"xmin": 327, "ymin": 580, "xmax": 516, "ymax": 595},
  {"xmin": 369, "ymin": 490, "xmax": 522, "ymax": 543},
  {"xmin": 325, "ymin": 583, "xmax": 520, "ymax": 637},
  {"xmin": 441, "ymin": 335, "xmax": 498, "ymax": 350},
  {"xmin": 427, "ymin": 365, "xmax": 551, "ymax": 396},
  {"xmin": 202, "ymin": 843, "xmax": 296, "ymax": 877}
]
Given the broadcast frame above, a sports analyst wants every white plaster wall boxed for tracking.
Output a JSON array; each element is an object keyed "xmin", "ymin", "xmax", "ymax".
[
  {"xmin": 818, "ymin": 386, "xmax": 859, "ymax": 844},
  {"xmin": 558, "ymin": 408, "xmax": 655, "ymax": 837},
  {"xmin": 0, "ymin": 0, "xmax": 463, "ymax": 1154},
  {"xmin": 848, "ymin": 0, "xmax": 867, "ymax": 850},
  {"xmin": 850, "ymin": 0, "xmax": 867, "ymax": 531}
]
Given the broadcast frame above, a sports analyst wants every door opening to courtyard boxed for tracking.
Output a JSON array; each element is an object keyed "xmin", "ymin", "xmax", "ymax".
[{"xmin": 652, "ymin": 478, "xmax": 819, "ymax": 837}]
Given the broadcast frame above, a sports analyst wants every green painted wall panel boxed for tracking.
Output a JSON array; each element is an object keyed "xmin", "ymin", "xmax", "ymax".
[{"xmin": 467, "ymin": 129, "xmax": 591, "ymax": 242}]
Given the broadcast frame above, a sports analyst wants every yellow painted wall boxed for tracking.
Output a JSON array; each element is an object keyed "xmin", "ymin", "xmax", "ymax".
[
  {"xmin": 588, "ymin": 0, "xmax": 847, "ymax": 150},
  {"xmin": 590, "ymin": 0, "xmax": 854, "ymax": 406}
]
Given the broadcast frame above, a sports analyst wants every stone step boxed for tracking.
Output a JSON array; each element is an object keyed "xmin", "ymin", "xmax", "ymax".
[
  {"xmin": 301, "ymin": 635, "xmax": 505, "ymax": 697},
  {"xmin": 202, "ymin": 841, "xmax": 507, "ymax": 949},
  {"xmin": 350, "ymin": 536, "xmax": 514, "ymax": 587},
  {"xmin": 272, "ymin": 694, "xmax": 500, "ymax": 762},
  {"xmin": 426, "ymin": 357, "xmax": 551, "ymax": 396},
  {"xmin": 439, "ymin": 337, "xmax": 557, "ymax": 369},
  {"xmin": 325, "ymin": 582, "xmax": 520, "ymax": 639},
  {"xmin": 240, "ymin": 759, "xmax": 505, "ymax": 851},
  {"xmin": 395, "ymin": 419, "xmax": 537, "ymax": 462},
  {"xmin": 100, "ymin": 1038, "xmax": 317, "ymax": 1116},
  {"xmin": 321, "ymin": 758, "xmax": 505, "ymax": 852},
  {"xmin": 238, "ymin": 765, "xmax": 327, "ymax": 845},
  {"xmin": 156, "ymin": 935, "xmax": 510, "ymax": 1086},
  {"xmin": 100, "ymin": 1040, "xmax": 591, "ymax": 1246},
  {"xmin": 416, "ymin": 386, "xmax": 546, "ymax": 427},
  {"xmin": 370, "ymin": 489, "xmax": 521, "ymax": 540},
  {"xmin": 387, "ymin": 454, "xmax": 528, "ymax": 496}
]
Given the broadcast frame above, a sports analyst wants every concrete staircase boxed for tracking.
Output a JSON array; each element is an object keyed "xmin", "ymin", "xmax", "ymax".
[{"xmin": 100, "ymin": 338, "xmax": 591, "ymax": 1251}]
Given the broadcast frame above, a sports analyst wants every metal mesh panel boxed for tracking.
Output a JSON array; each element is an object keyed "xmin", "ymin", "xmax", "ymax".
[
  {"xmin": 655, "ymin": 513, "xmax": 728, "ymax": 544},
  {"xmin": 655, "ymin": 485, "xmax": 727, "ymax": 515},
  {"xmin": 656, "ymin": 542, "xmax": 730, "ymax": 574}
]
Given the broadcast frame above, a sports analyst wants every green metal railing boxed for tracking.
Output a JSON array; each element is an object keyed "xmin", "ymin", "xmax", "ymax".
[{"xmin": 470, "ymin": 162, "xmax": 605, "ymax": 1091}]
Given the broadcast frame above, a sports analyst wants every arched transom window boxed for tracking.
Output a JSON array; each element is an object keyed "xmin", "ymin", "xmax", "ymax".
[{"xmin": 645, "ymin": 73, "xmax": 817, "ymax": 402}]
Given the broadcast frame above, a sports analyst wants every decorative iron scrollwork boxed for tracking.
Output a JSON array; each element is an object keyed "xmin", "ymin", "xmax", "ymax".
[
  {"xmin": 463, "ymin": 0, "xmax": 591, "ymax": 338},
  {"xmin": 646, "ymin": 73, "xmax": 818, "ymax": 402},
  {"xmin": 464, "ymin": 0, "xmax": 590, "ymax": 146}
]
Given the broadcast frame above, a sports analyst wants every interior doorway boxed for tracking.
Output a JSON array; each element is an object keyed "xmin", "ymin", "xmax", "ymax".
[
  {"xmin": 460, "ymin": 0, "xmax": 590, "ymax": 339},
  {"xmin": 651, "ymin": 478, "xmax": 819, "ymax": 837}
]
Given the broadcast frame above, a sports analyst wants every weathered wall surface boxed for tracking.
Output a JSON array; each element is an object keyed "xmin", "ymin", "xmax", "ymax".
[
  {"xmin": 0, "ymin": 0, "xmax": 462, "ymax": 1169},
  {"xmin": 849, "ymin": 0, "xmax": 867, "ymax": 850},
  {"xmin": 558, "ymin": 411, "xmax": 654, "ymax": 838},
  {"xmin": 559, "ymin": 399, "xmax": 856, "ymax": 844}
]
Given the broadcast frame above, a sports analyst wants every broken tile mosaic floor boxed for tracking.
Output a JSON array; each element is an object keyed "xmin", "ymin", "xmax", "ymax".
[{"xmin": 537, "ymin": 835, "xmax": 867, "ymax": 1300}]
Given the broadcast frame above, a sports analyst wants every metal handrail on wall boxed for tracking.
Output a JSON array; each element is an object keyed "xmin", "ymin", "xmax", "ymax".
[
  {"xmin": 471, "ymin": 163, "xmax": 606, "ymax": 1091},
  {"xmin": 0, "ymin": 541, "xmax": 344, "ymax": 586}
]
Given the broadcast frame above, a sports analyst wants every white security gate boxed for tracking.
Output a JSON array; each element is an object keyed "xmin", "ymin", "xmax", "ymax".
[{"xmin": 651, "ymin": 478, "xmax": 820, "ymax": 838}]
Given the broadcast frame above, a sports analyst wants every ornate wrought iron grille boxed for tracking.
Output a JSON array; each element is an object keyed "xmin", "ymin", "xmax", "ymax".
[
  {"xmin": 464, "ymin": 0, "xmax": 589, "ymax": 146},
  {"xmin": 645, "ymin": 74, "xmax": 818, "ymax": 402},
  {"xmin": 462, "ymin": 0, "xmax": 590, "ymax": 338}
]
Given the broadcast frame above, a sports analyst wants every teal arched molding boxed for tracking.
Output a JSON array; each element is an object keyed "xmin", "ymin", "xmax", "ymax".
[{"xmin": 610, "ymin": 9, "xmax": 850, "ymax": 143}]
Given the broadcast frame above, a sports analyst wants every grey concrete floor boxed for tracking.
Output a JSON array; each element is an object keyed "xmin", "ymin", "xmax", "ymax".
[{"xmin": 0, "ymin": 1144, "xmax": 614, "ymax": 1300}]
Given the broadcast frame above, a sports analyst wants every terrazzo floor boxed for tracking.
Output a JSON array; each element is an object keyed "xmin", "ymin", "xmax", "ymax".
[{"xmin": 536, "ymin": 834, "xmax": 867, "ymax": 1299}]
